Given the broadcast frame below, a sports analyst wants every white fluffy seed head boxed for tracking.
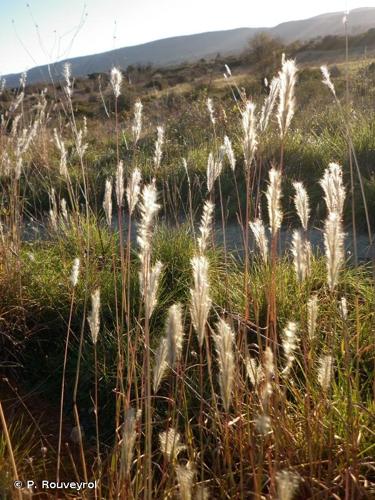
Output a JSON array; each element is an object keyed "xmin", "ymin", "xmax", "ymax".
[
  {"xmin": 207, "ymin": 97, "xmax": 215, "ymax": 125},
  {"xmin": 206, "ymin": 152, "xmax": 223, "ymax": 193},
  {"xmin": 154, "ymin": 125, "xmax": 165, "ymax": 169},
  {"xmin": 0, "ymin": 78, "xmax": 6, "ymax": 95},
  {"xmin": 320, "ymin": 163, "xmax": 346, "ymax": 218},
  {"xmin": 291, "ymin": 229, "xmax": 311, "ymax": 282},
  {"xmin": 175, "ymin": 462, "xmax": 196, "ymax": 500},
  {"xmin": 137, "ymin": 182, "xmax": 160, "ymax": 259},
  {"xmin": 264, "ymin": 346, "xmax": 274, "ymax": 377},
  {"xmin": 132, "ymin": 99, "xmax": 143, "ymax": 144},
  {"xmin": 339, "ymin": 296, "xmax": 348, "ymax": 320},
  {"xmin": 318, "ymin": 355, "xmax": 333, "ymax": 392},
  {"xmin": 223, "ymin": 135, "xmax": 236, "ymax": 171},
  {"xmin": 115, "ymin": 161, "xmax": 124, "ymax": 208},
  {"xmin": 293, "ymin": 181, "xmax": 310, "ymax": 231},
  {"xmin": 242, "ymin": 101, "xmax": 258, "ymax": 169},
  {"xmin": 321, "ymin": 65, "xmax": 336, "ymax": 96},
  {"xmin": 111, "ymin": 67, "xmax": 123, "ymax": 98},
  {"xmin": 307, "ymin": 295, "xmax": 319, "ymax": 341},
  {"xmin": 277, "ymin": 58, "xmax": 298, "ymax": 138},
  {"xmin": 259, "ymin": 76, "xmax": 280, "ymax": 133},
  {"xmin": 138, "ymin": 183, "xmax": 159, "ymax": 254},
  {"xmin": 60, "ymin": 198, "xmax": 68, "ymax": 223},
  {"xmin": 281, "ymin": 321, "xmax": 299, "ymax": 375},
  {"xmin": 70, "ymin": 258, "xmax": 80, "ymax": 287},
  {"xmin": 141, "ymin": 261, "xmax": 163, "ymax": 320},
  {"xmin": 197, "ymin": 200, "xmax": 214, "ymax": 254},
  {"xmin": 276, "ymin": 470, "xmax": 300, "ymax": 500},
  {"xmin": 255, "ymin": 414, "xmax": 272, "ymax": 435},
  {"xmin": 88, "ymin": 288, "xmax": 100, "ymax": 344},
  {"xmin": 214, "ymin": 319, "xmax": 235, "ymax": 412},
  {"xmin": 245, "ymin": 356, "xmax": 264, "ymax": 388},
  {"xmin": 53, "ymin": 129, "xmax": 68, "ymax": 177},
  {"xmin": 153, "ymin": 337, "xmax": 168, "ymax": 393},
  {"xmin": 250, "ymin": 218, "xmax": 269, "ymax": 264},
  {"xmin": 266, "ymin": 167, "xmax": 283, "ymax": 235},
  {"xmin": 120, "ymin": 407, "xmax": 138, "ymax": 476},
  {"xmin": 126, "ymin": 168, "xmax": 142, "ymax": 215},
  {"xmin": 166, "ymin": 303, "xmax": 184, "ymax": 368},
  {"xmin": 324, "ymin": 212, "xmax": 345, "ymax": 291},
  {"xmin": 103, "ymin": 178, "xmax": 113, "ymax": 227},
  {"xmin": 190, "ymin": 255, "xmax": 211, "ymax": 347},
  {"xmin": 63, "ymin": 63, "xmax": 72, "ymax": 97},
  {"xmin": 159, "ymin": 428, "xmax": 185, "ymax": 462}
]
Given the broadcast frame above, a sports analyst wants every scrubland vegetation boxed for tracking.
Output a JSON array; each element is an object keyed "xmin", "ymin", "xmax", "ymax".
[{"xmin": 0, "ymin": 37, "xmax": 374, "ymax": 499}]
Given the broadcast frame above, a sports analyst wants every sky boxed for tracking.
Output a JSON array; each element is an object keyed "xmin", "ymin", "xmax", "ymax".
[{"xmin": 0, "ymin": 0, "xmax": 371, "ymax": 75}]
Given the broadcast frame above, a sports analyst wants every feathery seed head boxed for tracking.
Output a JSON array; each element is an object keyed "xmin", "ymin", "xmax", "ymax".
[
  {"xmin": 153, "ymin": 337, "xmax": 168, "ymax": 393},
  {"xmin": 277, "ymin": 58, "xmax": 297, "ymax": 138},
  {"xmin": 266, "ymin": 167, "xmax": 283, "ymax": 235},
  {"xmin": 110, "ymin": 67, "xmax": 123, "ymax": 98},
  {"xmin": 197, "ymin": 200, "xmax": 215, "ymax": 254},
  {"xmin": 293, "ymin": 181, "xmax": 310, "ymax": 230},
  {"xmin": 324, "ymin": 212, "xmax": 345, "ymax": 291},
  {"xmin": 207, "ymin": 97, "xmax": 215, "ymax": 125},
  {"xmin": 103, "ymin": 178, "xmax": 113, "ymax": 227},
  {"xmin": 53, "ymin": 129, "xmax": 68, "ymax": 177},
  {"xmin": 0, "ymin": 78, "xmax": 6, "ymax": 95},
  {"xmin": 242, "ymin": 101, "xmax": 258, "ymax": 169},
  {"xmin": 320, "ymin": 162, "xmax": 346, "ymax": 217},
  {"xmin": 175, "ymin": 462, "xmax": 196, "ymax": 500},
  {"xmin": 276, "ymin": 470, "xmax": 300, "ymax": 500},
  {"xmin": 63, "ymin": 63, "xmax": 72, "ymax": 97},
  {"xmin": 141, "ymin": 261, "xmax": 163, "ymax": 320},
  {"xmin": 339, "ymin": 296, "xmax": 348, "ymax": 320},
  {"xmin": 166, "ymin": 303, "xmax": 184, "ymax": 368},
  {"xmin": 291, "ymin": 229, "xmax": 311, "ymax": 282},
  {"xmin": 245, "ymin": 357, "xmax": 264, "ymax": 387},
  {"xmin": 115, "ymin": 161, "xmax": 124, "ymax": 208},
  {"xmin": 250, "ymin": 218, "xmax": 269, "ymax": 263},
  {"xmin": 321, "ymin": 65, "xmax": 336, "ymax": 96},
  {"xmin": 137, "ymin": 183, "xmax": 160, "ymax": 255},
  {"xmin": 60, "ymin": 198, "xmax": 68, "ymax": 223},
  {"xmin": 214, "ymin": 319, "xmax": 235, "ymax": 412},
  {"xmin": 255, "ymin": 414, "xmax": 272, "ymax": 435},
  {"xmin": 264, "ymin": 346, "xmax": 274, "ymax": 377},
  {"xmin": 132, "ymin": 99, "xmax": 143, "ymax": 144},
  {"xmin": 223, "ymin": 135, "xmax": 236, "ymax": 171},
  {"xmin": 206, "ymin": 152, "xmax": 223, "ymax": 193},
  {"xmin": 120, "ymin": 407, "xmax": 138, "ymax": 476},
  {"xmin": 281, "ymin": 321, "xmax": 299, "ymax": 375},
  {"xmin": 307, "ymin": 295, "xmax": 319, "ymax": 341},
  {"xmin": 159, "ymin": 428, "xmax": 185, "ymax": 462},
  {"xmin": 190, "ymin": 255, "xmax": 211, "ymax": 347},
  {"xmin": 259, "ymin": 76, "xmax": 280, "ymax": 133},
  {"xmin": 154, "ymin": 125, "xmax": 165, "ymax": 169},
  {"xmin": 87, "ymin": 288, "xmax": 100, "ymax": 344},
  {"xmin": 318, "ymin": 354, "xmax": 333, "ymax": 392},
  {"xmin": 126, "ymin": 168, "xmax": 142, "ymax": 215},
  {"xmin": 261, "ymin": 346, "xmax": 275, "ymax": 404},
  {"xmin": 70, "ymin": 258, "xmax": 80, "ymax": 288}
]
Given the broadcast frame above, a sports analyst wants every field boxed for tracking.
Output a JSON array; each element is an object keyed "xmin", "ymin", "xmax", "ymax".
[{"xmin": 0, "ymin": 40, "xmax": 374, "ymax": 499}]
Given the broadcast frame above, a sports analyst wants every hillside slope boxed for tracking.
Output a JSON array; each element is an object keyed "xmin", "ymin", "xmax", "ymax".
[{"xmin": 3, "ymin": 7, "xmax": 375, "ymax": 87}]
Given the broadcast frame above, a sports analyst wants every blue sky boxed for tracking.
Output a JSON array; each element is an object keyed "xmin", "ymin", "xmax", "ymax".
[{"xmin": 0, "ymin": 0, "xmax": 369, "ymax": 74}]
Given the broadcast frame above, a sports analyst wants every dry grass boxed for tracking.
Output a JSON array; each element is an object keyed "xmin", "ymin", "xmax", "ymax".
[{"xmin": 0, "ymin": 55, "xmax": 374, "ymax": 500}]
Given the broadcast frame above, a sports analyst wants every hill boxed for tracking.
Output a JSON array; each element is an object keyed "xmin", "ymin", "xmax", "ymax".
[{"xmin": 3, "ymin": 7, "xmax": 375, "ymax": 87}]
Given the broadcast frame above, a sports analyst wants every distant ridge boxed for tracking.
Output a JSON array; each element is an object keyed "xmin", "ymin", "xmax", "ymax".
[{"xmin": 3, "ymin": 7, "xmax": 375, "ymax": 87}]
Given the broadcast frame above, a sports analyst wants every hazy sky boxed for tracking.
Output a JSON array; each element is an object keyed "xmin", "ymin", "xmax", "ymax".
[{"xmin": 0, "ymin": 0, "xmax": 370, "ymax": 75}]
